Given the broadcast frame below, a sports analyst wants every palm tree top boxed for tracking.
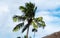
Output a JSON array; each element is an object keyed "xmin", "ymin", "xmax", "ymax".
[
  {"xmin": 19, "ymin": 2, "xmax": 37, "ymax": 19},
  {"xmin": 13, "ymin": 2, "xmax": 46, "ymax": 33}
]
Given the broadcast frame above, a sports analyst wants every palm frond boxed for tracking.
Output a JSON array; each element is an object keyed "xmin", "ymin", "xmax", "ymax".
[
  {"xmin": 32, "ymin": 20, "xmax": 38, "ymax": 29},
  {"xmin": 13, "ymin": 23, "xmax": 24, "ymax": 32},
  {"xmin": 32, "ymin": 28, "xmax": 37, "ymax": 32},
  {"xmin": 34, "ymin": 7, "xmax": 37, "ymax": 13},
  {"xmin": 17, "ymin": 37, "xmax": 21, "ymax": 38},
  {"xmin": 22, "ymin": 19, "xmax": 32, "ymax": 33},
  {"xmin": 19, "ymin": 6, "xmax": 27, "ymax": 13},
  {"xmin": 33, "ymin": 17, "xmax": 46, "ymax": 29},
  {"xmin": 40, "ymin": 21, "xmax": 46, "ymax": 29},
  {"xmin": 13, "ymin": 15, "xmax": 26, "ymax": 22},
  {"xmin": 22, "ymin": 23, "xmax": 30, "ymax": 33},
  {"xmin": 36, "ymin": 21, "xmax": 45, "ymax": 28},
  {"xmin": 19, "ymin": 2, "xmax": 36, "ymax": 18},
  {"xmin": 35, "ymin": 17, "xmax": 43, "ymax": 22}
]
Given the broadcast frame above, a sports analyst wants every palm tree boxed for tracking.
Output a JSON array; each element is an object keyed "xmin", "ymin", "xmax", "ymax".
[
  {"xmin": 13, "ymin": 2, "xmax": 46, "ymax": 38},
  {"xmin": 32, "ymin": 28, "xmax": 37, "ymax": 38}
]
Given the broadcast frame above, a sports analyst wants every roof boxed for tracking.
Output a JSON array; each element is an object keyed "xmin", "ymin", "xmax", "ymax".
[{"xmin": 42, "ymin": 31, "xmax": 60, "ymax": 38}]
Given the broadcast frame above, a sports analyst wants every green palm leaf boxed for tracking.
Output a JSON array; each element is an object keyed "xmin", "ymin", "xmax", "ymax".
[
  {"xmin": 13, "ymin": 15, "xmax": 26, "ymax": 22},
  {"xmin": 19, "ymin": 6, "xmax": 27, "ymax": 13},
  {"xmin": 34, "ymin": 17, "xmax": 46, "ymax": 29},
  {"xmin": 36, "ymin": 21, "xmax": 45, "ymax": 28},
  {"xmin": 40, "ymin": 21, "xmax": 46, "ymax": 29},
  {"xmin": 32, "ymin": 20, "xmax": 38, "ymax": 29},
  {"xmin": 13, "ymin": 23, "xmax": 24, "ymax": 32},
  {"xmin": 25, "ymin": 2, "xmax": 35, "ymax": 9},
  {"xmin": 35, "ymin": 17, "xmax": 43, "ymax": 22}
]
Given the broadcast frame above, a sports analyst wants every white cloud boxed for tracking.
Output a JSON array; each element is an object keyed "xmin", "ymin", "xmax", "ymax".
[{"xmin": 32, "ymin": 0, "xmax": 60, "ymax": 10}]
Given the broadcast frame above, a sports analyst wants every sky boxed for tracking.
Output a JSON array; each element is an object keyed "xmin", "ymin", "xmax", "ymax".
[{"xmin": 0, "ymin": 0, "xmax": 60, "ymax": 38}]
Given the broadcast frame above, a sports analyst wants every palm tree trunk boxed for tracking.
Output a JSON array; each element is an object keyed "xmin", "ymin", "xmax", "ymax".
[
  {"xmin": 34, "ymin": 32, "xmax": 35, "ymax": 38},
  {"xmin": 26, "ymin": 27, "xmax": 29, "ymax": 38},
  {"xmin": 26, "ymin": 18, "xmax": 32, "ymax": 38}
]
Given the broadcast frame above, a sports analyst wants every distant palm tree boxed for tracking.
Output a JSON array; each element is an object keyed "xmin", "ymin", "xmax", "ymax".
[
  {"xmin": 13, "ymin": 2, "xmax": 46, "ymax": 38},
  {"xmin": 32, "ymin": 28, "xmax": 37, "ymax": 38}
]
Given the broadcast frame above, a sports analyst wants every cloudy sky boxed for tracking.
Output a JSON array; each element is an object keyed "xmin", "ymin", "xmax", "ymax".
[{"xmin": 0, "ymin": 0, "xmax": 60, "ymax": 38}]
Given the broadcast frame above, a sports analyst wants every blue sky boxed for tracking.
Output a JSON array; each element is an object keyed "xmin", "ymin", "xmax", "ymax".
[{"xmin": 0, "ymin": 0, "xmax": 60, "ymax": 38}]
